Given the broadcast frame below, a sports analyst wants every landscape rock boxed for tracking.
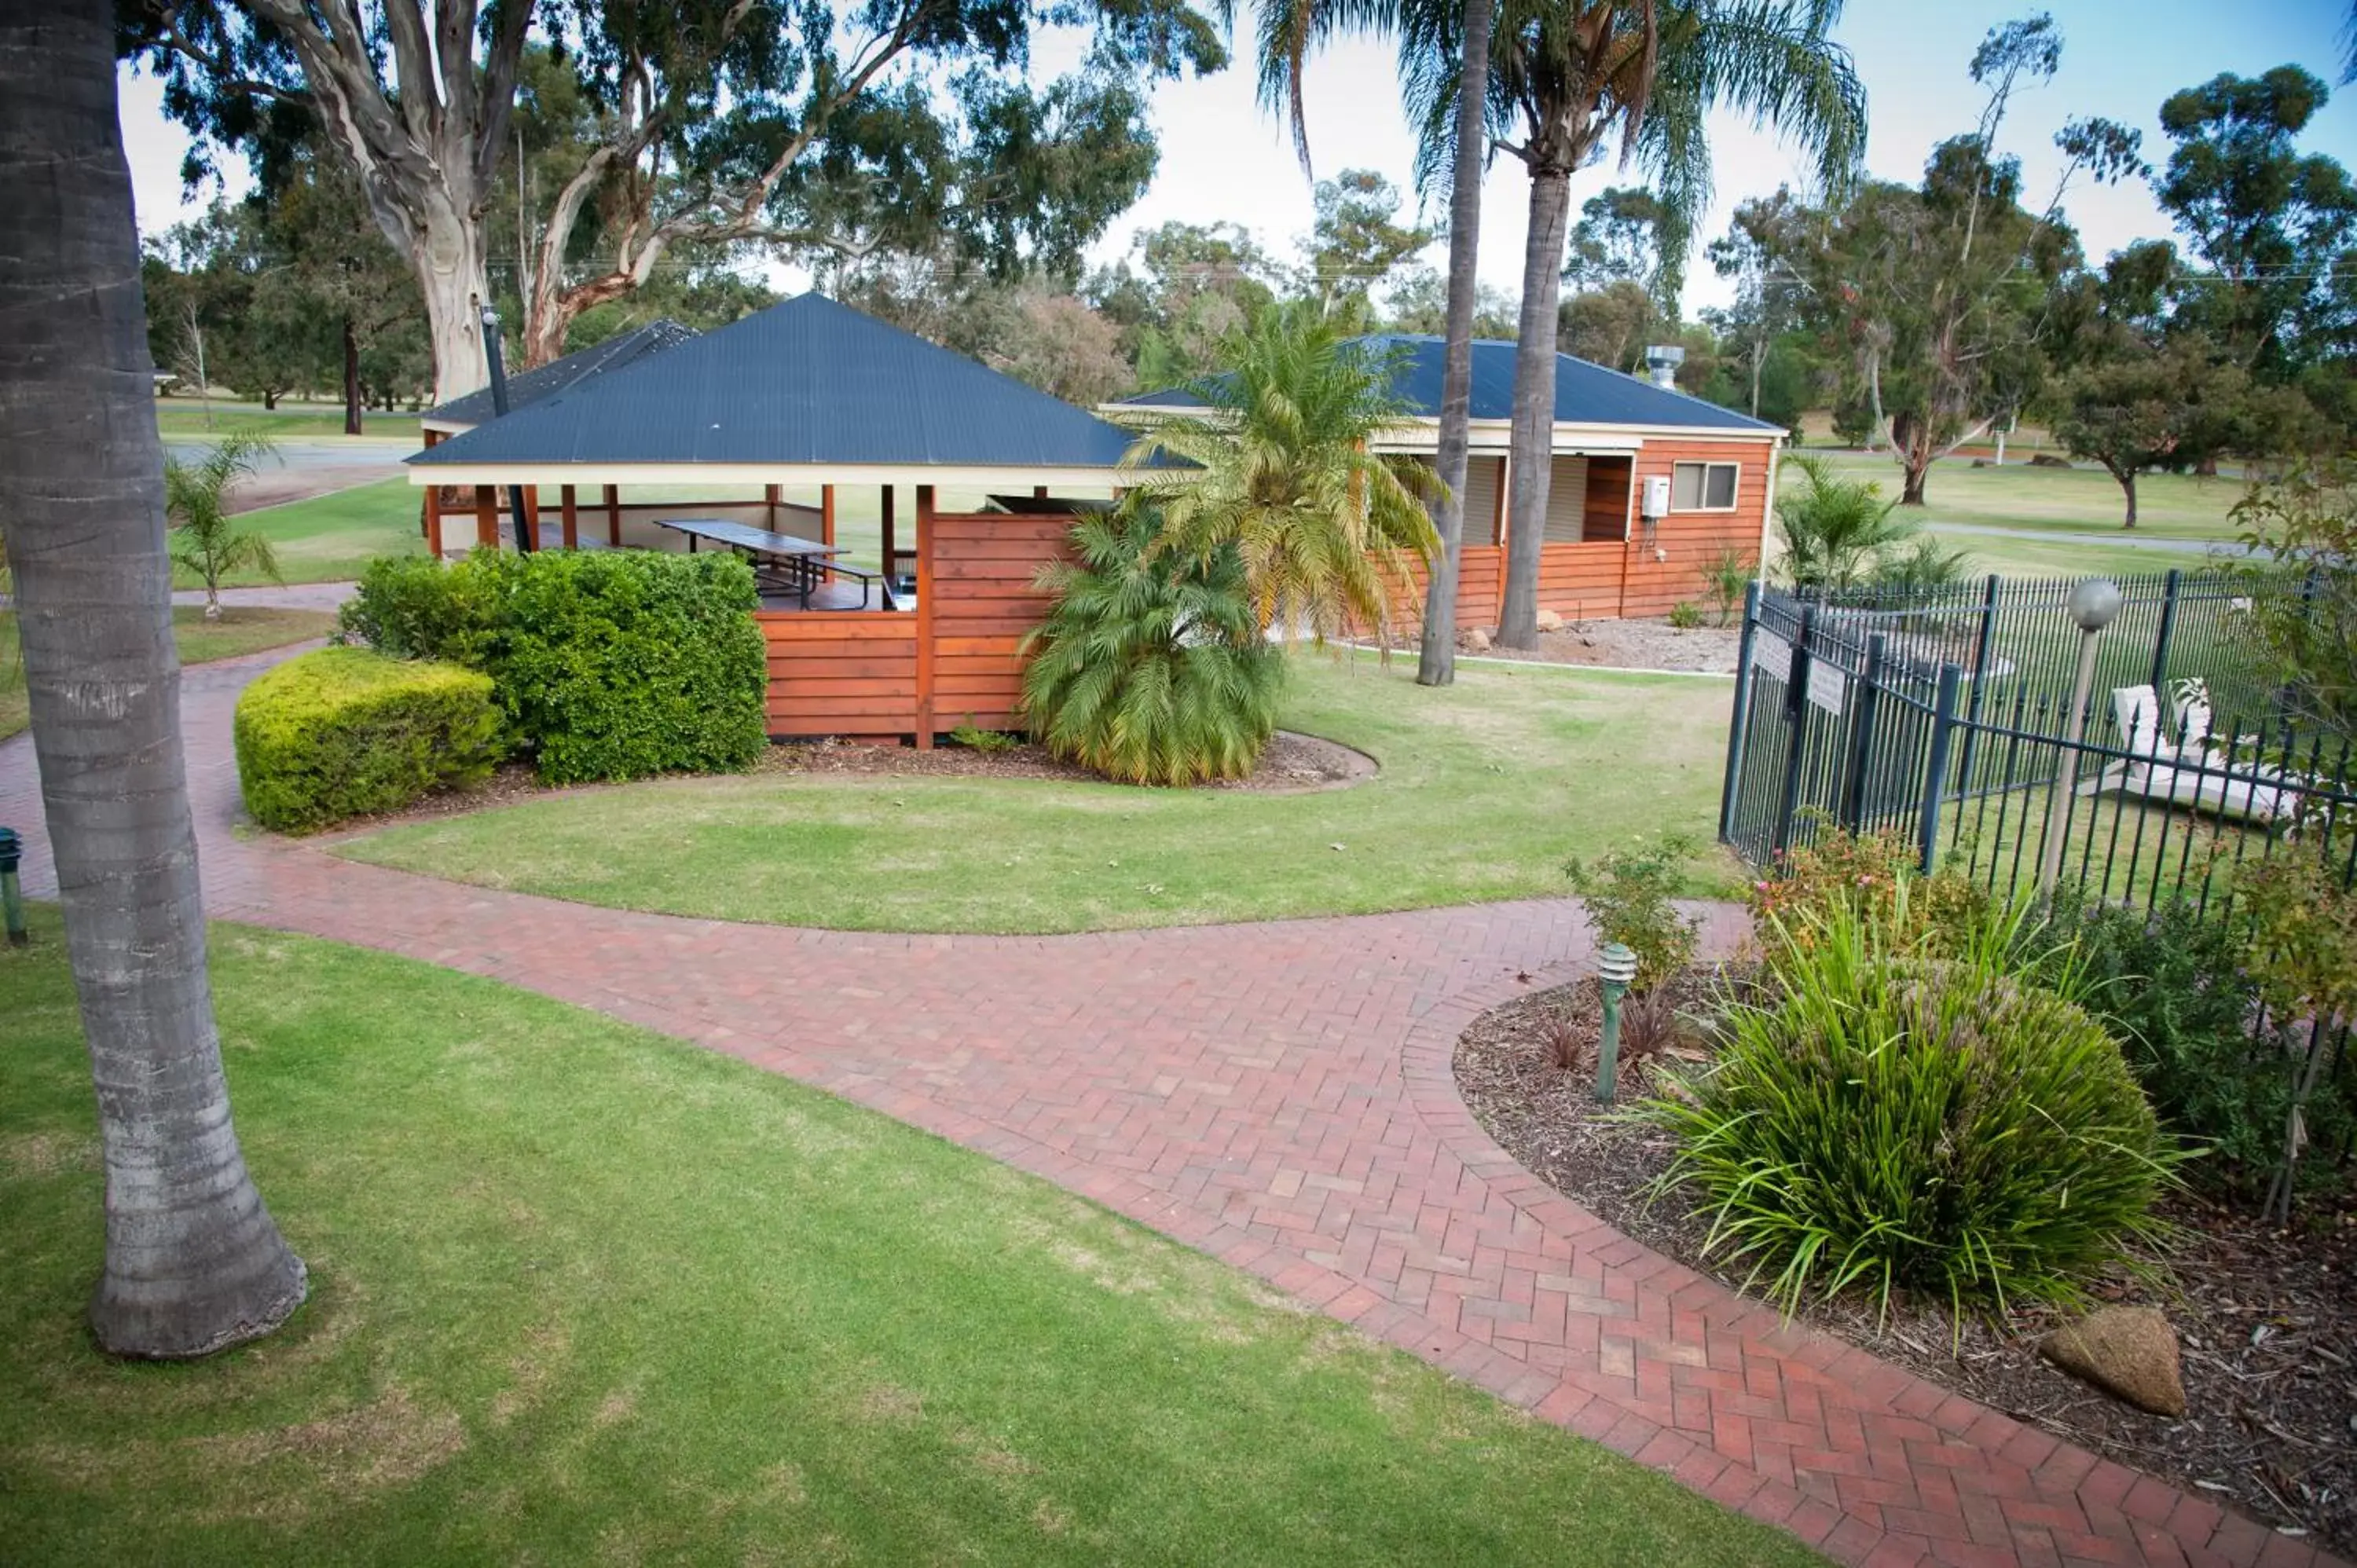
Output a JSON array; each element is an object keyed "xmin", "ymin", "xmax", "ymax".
[
  {"xmin": 2029, "ymin": 452, "xmax": 2073, "ymax": 468},
  {"xmin": 1462, "ymin": 627, "xmax": 1492, "ymax": 652},
  {"xmin": 2040, "ymin": 1306, "xmax": 2186, "ymax": 1417},
  {"xmin": 1534, "ymin": 609, "xmax": 1565, "ymax": 633}
]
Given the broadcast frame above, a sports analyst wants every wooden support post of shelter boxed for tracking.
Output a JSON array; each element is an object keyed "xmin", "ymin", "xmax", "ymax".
[
  {"xmin": 764, "ymin": 483, "xmax": 780, "ymax": 528},
  {"xmin": 560, "ymin": 484, "xmax": 579, "ymax": 549},
  {"xmin": 475, "ymin": 485, "xmax": 499, "ymax": 549},
  {"xmin": 820, "ymin": 484, "xmax": 836, "ymax": 548},
  {"xmin": 604, "ymin": 484, "xmax": 621, "ymax": 547},
  {"xmin": 915, "ymin": 484, "xmax": 936, "ymax": 749},
  {"xmin": 423, "ymin": 483, "xmax": 442, "ymax": 556},
  {"xmin": 880, "ymin": 485, "xmax": 896, "ymax": 577},
  {"xmin": 519, "ymin": 489, "xmax": 541, "ymax": 551}
]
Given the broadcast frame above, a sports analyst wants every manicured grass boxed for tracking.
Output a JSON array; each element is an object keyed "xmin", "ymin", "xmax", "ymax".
[
  {"xmin": 339, "ymin": 654, "xmax": 1740, "ymax": 932},
  {"xmin": 158, "ymin": 398, "xmax": 421, "ymax": 443},
  {"xmin": 1799, "ymin": 452, "xmax": 2250, "ymax": 544},
  {"xmin": 1927, "ymin": 529, "xmax": 2229, "ymax": 584},
  {"xmin": 0, "ymin": 908, "xmax": 1824, "ymax": 1567},
  {"xmin": 0, "ymin": 606, "xmax": 337, "ymax": 742},
  {"xmin": 199, "ymin": 478, "xmax": 428, "ymax": 588}
]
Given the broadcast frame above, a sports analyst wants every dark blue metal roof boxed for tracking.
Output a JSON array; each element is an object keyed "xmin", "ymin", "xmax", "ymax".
[
  {"xmin": 424, "ymin": 318, "xmax": 698, "ymax": 427},
  {"xmin": 411, "ymin": 294, "xmax": 1149, "ymax": 470},
  {"xmin": 1118, "ymin": 333, "xmax": 1780, "ymax": 433}
]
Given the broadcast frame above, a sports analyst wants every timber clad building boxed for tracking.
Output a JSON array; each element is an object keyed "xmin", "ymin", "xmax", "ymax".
[
  {"xmin": 406, "ymin": 297, "xmax": 1780, "ymax": 747},
  {"xmin": 1113, "ymin": 335, "xmax": 1784, "ymax": 626}
]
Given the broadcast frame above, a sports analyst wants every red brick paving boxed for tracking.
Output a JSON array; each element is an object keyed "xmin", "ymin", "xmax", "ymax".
[{"xmin": 0, "ymin": 645, "xmax": 2341, "ymax": 1568}]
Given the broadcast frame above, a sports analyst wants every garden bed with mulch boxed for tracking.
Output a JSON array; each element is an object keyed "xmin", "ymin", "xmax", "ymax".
[
  {"xmin": 1464, "ymin": 617, "xmax": 1741, "ymax": 674},
  {"xmin": 1453, "ymin": 973, "xmax": 2357, "ymax": 1556},
  {"xmin": 311, "ymin": 731, "xmax": 1377, "ymax": 838},
  {"xmin": 761, "ymin": 728, "xmax": 1377, "ymax": 793}
]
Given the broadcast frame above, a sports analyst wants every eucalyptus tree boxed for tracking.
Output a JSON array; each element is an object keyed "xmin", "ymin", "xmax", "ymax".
[
  {"xmin": 122, "ymin": 0, "xmax": 1222, "ymax": 396},
  {"xmin": 2, "ymin": 0, "xmax": 306, "ymax": 1357},
  {"xmin": 1400, "ymin": 0, "xmax": 1865, "ymax": 647}
]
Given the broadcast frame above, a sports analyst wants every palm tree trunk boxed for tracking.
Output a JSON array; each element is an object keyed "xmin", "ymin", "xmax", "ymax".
[
  {"xmin": 0, "ymin": 0, "xmax": 306, "ymax": 1360},
  {"xmin": 1413, "ymin": 0, "xmax": 1497, "ymax": 687},
  {"xmin": 1497, "ymin": 163, "xmax": 1571, "ymax": 649}
]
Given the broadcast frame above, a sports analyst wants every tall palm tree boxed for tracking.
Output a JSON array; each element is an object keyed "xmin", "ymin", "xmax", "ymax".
[
  {"xmin": 1123, "ymin": 303, "xmax": 1440, "ymax": 647},
  {"xmin": 0, "ymin": 0, "xmax": 306, "ymax": 1357},
  {"xmin": 1401, "ymin": 0, "xmax": 1864, "ymax": 647},
  {"xmin": 1252, "ymin": 0, "xmax": 1497, "ymax": 686}
]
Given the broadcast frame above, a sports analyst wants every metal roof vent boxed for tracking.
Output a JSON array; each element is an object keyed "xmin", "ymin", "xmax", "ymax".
[{"xmin": 1643, "ymin": 344, "xmax": 1685, "ymax": 391}]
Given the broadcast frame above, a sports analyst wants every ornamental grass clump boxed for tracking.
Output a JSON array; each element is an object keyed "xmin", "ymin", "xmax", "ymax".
[
  {"xmin": 1641, "ymin": 889, "xmax": 2179, "ymax": 1321},
  {"xmin": 1020, "ymin": 507, "xmax": 1285, "ymax": 786}
]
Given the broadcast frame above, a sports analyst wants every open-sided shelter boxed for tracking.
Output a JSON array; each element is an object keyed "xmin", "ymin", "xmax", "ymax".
[
  {"xmin": 1113, "ymin": 336, "xmax": 1783, "ymax": 625},
  {"xmin": 405, "ymin": 294, "xmax": 1155, "ymax": 746}
]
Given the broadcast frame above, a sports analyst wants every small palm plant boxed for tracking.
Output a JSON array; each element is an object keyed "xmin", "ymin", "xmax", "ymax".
[
  {"xmin": 1020, "ymin": 507, "xmax": 1286, "ymax": 786},
  {"xmin": 1121, "ymin": 303, "xmax": 1439, "ymax": 647},
  {"xmin": 165, "ymin": 430, "xmax": 282, "ymax": 618},
  {"xmin": 1774, "ymin": 455, "xmax": 1916, "ymax": 594}
]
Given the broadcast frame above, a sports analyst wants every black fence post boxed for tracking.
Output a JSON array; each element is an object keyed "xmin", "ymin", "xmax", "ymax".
[
  {"xmin": 1719, "ymin": 579, "xmax": 1763, "ymax": 845},
  {"xmin": 1952, "ymin": 573, "xmax": 2000, "ymax": 795},
  {"xmin": 1770, "ymin": 605, "xmax": 1818, "ymax": 861},
  {"xmin": 1840, "ymin": 632, "xmax": 1887, "ymax": 832},
  {"xmin": 1919, "ymin": 661, "xmax": 1964, "ymax": 874},
  {"xmin": 2149, "ymin": 567, "xmax": 2183, "ymax": 694}
]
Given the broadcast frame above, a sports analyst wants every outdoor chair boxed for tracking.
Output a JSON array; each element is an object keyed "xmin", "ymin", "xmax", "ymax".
[{"xmin": 2081, "ymin": 683, "xmax": 2301, "ymax": 824}]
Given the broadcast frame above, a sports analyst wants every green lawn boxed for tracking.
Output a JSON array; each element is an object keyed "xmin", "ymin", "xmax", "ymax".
[
  {"xmin": 339, "ymin": 653, "xmax": 1740, "ymax": 933},
  {"xmin": 0, "ymin": 606, "xmax": 337, "ymax": 742},
  {"xmin": 158, "ymin": 398, "xmax": 421, "ymax": 444},
  {"xmin": 1799, "ymin": 452, "xmax": 2249, "ymax": 544},
  {"xmin": 0, "ymin": 908, "xmax": 1824, "ymax": 1567},
  {"xmin": 199, "ymin": 478, "xmax": 428, "ymax": 588}
]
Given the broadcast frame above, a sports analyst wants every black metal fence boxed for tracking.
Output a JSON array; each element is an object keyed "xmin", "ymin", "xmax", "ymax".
[{"xmin": 1718, "ymin": 569, "xmax": 2353, "ymax": 912}]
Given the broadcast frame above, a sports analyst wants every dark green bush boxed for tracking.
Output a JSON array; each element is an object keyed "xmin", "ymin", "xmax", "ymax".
[
  {"xmin": 1643, "ymin": 896, "xmax": 2179, "ymax": 1319},
  {"xmin": 234, "ymin": 647, "xmax": 501, "ymax": 832},
  {"xmin": 340, "ymin": 550, "xmax": 769, "ymax": 785},
  {"xmin": 2047, "ymin": 898, "xmax": 2355, "ymax": 1198},
  {"xmin": 337, "ymin": 554, "xmax": 500, "ymax": 665}
]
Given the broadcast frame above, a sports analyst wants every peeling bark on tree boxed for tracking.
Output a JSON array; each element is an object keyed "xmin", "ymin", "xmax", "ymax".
[{"xmin": 0, "ymin": 0, "xmax": 306, "ymax": 1360}]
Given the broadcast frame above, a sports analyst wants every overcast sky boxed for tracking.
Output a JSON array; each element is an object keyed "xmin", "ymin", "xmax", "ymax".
[{"xmin": 115, "ymin": 0, "xmax": 2357, "ymax": 318}]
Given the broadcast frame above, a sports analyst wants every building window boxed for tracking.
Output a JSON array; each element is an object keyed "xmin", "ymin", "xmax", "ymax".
[{"xmin": 1670, "ymin": 460, "xmax": 1739, "ymax": 511}]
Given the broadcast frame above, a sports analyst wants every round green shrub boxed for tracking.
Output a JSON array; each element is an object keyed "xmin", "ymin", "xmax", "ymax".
[
  {"xmin": 234, "ymin": 647, "xmax": 502, "ymax": 833},
  {"xmin": 1642, "ymin": 903, "xmax": 2179, "ymax": 1318}
]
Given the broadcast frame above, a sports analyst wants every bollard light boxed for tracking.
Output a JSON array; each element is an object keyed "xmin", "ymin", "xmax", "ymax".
[
  {"xmin": 1594, "ymin": 941, "xmax": 1639, "ymax": 1105},
  {"xmin": 0, "ymin": 827, "xmax": 24, "ymax": 947},
  {"xmin": 2037, "ymin": 577, "xmax": 2124, "ymax": 906}
]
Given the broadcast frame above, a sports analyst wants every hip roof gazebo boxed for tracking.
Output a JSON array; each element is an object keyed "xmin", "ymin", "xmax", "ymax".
[{"xmin": 405, "ymin": 294, "xmax": 1159, "ymax": 746}]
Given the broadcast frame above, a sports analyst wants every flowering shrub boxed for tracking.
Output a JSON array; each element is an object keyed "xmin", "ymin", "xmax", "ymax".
[{"xmin": 1749, "ymin": 826, "xmax": 1988, "ymax": 958}]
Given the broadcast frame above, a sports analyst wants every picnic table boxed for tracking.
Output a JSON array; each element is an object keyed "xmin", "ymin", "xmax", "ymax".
[{"xmin": 656, "ymin": 518, "xmax": 893, "ymax": 609}]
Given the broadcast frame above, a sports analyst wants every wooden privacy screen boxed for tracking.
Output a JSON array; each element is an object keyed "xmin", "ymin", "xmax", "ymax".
[{"xmin": 752, "ymin": 508, "xmax": 1063, "ymax": 743}]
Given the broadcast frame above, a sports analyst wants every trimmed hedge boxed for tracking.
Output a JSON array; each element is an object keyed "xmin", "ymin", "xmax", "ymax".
[
  {"xmin": 235, "ymin": 647, "xmax": 502, "ymax": 833},
  {"xmin": 339, "ymin": 550, "xmax": 769, "ymax": 785}
]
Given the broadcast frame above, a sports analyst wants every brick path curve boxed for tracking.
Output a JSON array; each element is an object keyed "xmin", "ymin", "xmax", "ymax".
[{"xmin": 0, "ymin": 645, "xmax": 2337, "ymax": 1568}]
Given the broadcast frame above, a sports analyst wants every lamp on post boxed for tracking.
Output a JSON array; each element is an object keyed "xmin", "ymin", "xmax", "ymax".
[
  {"xmin": 0, "ymin": 826, "xmax": 26, "ymax": 947},
  {"xmin": 1594, "ymin": 942, "xmax": 1639, "ymax": 1105},
  {"xmin": 2035, "ymin": 577, "xmax": 2124, "ymax": 905}
]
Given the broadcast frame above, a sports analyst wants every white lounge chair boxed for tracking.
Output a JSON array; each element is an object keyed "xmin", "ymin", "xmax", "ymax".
[{"xmin": 2084, "ymin": 683, "xmax": 2300, "ymax": 824}]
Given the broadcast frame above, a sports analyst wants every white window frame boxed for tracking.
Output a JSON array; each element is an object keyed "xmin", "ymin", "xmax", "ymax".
[{"xmin": 1670, "ymin": 460, "xmax": 1741, "ymax": 513}]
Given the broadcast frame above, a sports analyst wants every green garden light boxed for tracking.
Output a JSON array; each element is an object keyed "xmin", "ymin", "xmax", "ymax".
[
  {"xmin": 1593, "ymin": 941, "xmax": 1639, "ymax": 1105},
  {"xmin": 0, "ymin": 827, "xmax": 25, "ymax": 947}
]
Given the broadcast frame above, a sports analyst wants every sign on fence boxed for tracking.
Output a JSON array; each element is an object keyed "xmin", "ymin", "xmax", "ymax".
[{"xmin": 1748, "ymin": 628, "xmax": 1844, "ymax": 715}]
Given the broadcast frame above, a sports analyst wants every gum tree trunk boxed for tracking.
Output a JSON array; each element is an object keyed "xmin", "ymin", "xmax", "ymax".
[
  {"xmin": 1413, "ymin": 0, "xmax": 1497, "ymax": 687},
  {"xmin": 1497, "ymin": 163, "xmax": 1572, "ymax": 649},
  {"xmin": 0, "ymin": 0, "xmax": 306, "ymax": 1359}
]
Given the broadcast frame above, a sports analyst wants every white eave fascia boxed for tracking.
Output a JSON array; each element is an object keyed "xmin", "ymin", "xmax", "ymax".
[{"xmin": 1103, "ymin": 402, "xmax": 1780, "ymax": 446}]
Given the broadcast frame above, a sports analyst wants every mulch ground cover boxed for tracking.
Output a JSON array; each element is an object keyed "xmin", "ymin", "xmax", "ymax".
[{"xmin": 1454, "ymin": 973, "xmax": 2357, "ymax": 1556}]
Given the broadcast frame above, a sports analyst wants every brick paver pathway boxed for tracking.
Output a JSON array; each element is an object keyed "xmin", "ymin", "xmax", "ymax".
[{"xmin": 1, "ymin": 646, "xmax": 2337, "ymax": 1568}]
